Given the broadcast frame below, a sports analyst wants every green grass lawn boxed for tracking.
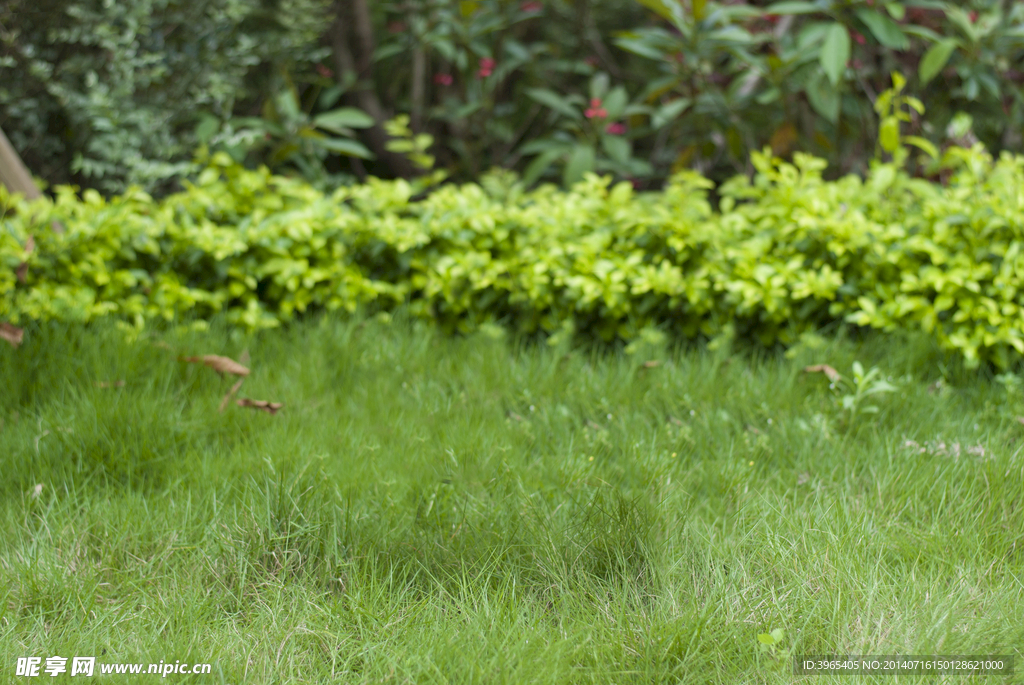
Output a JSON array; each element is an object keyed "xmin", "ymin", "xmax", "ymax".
[{"xmin": 2, "ymin": 313, "xmax": 1022, "ymax": 683}]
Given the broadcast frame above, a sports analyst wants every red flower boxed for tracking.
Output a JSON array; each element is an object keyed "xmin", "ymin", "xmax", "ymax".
[
  {"xmin": 765, "ymin": 14, "xmax": 780, "ymax": 24},
  {"xmin": 477, "ymin": 57, "xmax": 496, "ymax": 78},
  {"xmin": 605, "ymin": 122, "xmax": 626, "ymax": 135},
  {"xmin": 585, "ymin": 107, "xmax": 607, "ymax": 119},
  {"xmin": 590, "ymin": 98, "xmax": 602, "ymax": 108},
  {"xmin": 852, "ymin": 31, "xmax": 865, "ymax": 45},
  {"xmin": 434, "ymin": 73, "xmax": 453, "ymax": 86},
  {"xmin": 969, "ymin": 10, "xmax": 978, "ymax": 22},
  {"xmin": 316, "ymin": 63, "xmax": 333, "ymax": 79},
  {"xmin": 521, "ymin": 1, "xmax": 542, "ymax": 12}
]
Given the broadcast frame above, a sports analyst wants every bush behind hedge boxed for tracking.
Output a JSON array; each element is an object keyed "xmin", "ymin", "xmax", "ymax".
[{"xmin": 3, "ymin": 141, "xmax": 1024, "ymax": 369}]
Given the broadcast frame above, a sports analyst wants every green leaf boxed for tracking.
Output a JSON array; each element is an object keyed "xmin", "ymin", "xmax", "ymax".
[
  {"xmin": 526, "ymin": 88, "xmax": 580, "ymax": 119},
  {"xmin": 820, "ymin": 23, "xmax": 850, "ymax": 86},
  {"xmin": 891, "ymin": 70, "xmax": 906, "ymax": 92},
  {"xmin": 564, "ymin": 144, "xmax": 596, "ymax": 186},
  {"xmin": 522, "ymin": 147, "xmax": 565, "ymax": 186},
  {"xmin": 633, "ymin": 0, "xmax": 675, "ymax": 22},
  {"xmin": 651, "ymin": 98, "xmax": 691, "ymax": 128},
  {"xmin": 854, "ymin": 8, "xmax": 909, "ymax": 49},
  {"xmin": 806, "ymin": 72, "xmax": 840, "ymax": 122},
  {"xmin": 948, "ymin": 112, "xmax": 973, "ymax": 138},
  {"xmin": 314, "ymin": 107, "xmax": 375, "ymax": 133},
  {"xmin": 919, "ymin": 39, "xmax": 959, "ymax": 84},
  {"xmin": 316, "ymin": 137, "xmax": 375, "ymax": 159},
  {"xmin": 590, "ymin": 73, "xmax": 611, "ymax": 103},
  {"xmin": 276, "ymin": 88, "xmax": 301, "ymax": 122},
  {"xmin": 319, "ymin": 85, "xmax": 347, "ymax": 111},
  {"xmin": 613, "ymin": 35, "xmax": 670, "ymax": 61},
  {"xmin": 901, "ymin": 25, "xmax": 942, "ymax": 42},
  {"xmin": 903, "ymin": 135, "xmax": 938, "ymax": 159},
  {"xmin": 195, "ymin": 115, "xmax": 220, "ymax": 144},
  {"xmin": 603, "ymin": 86, "xmax": 629, "ymax": 119},
  {"xmin": 601, "ymin": 134, "xmax": 630, "ymax": 164},
  {"xmin": 885, "ymin": 3, "xmax": 905, "ymax": 20},
  {"xmin": 765, "ymin": 1, "xmax": 821, "ymax": 15},
  {"xmin": 879, "ymin": 117, "xmax": 900, "ymax": 153}
]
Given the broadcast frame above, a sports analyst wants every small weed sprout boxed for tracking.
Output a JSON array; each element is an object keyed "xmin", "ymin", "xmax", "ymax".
[
  {"xmin": 833, "ymin": 361, "xmax": 898, "ymax": 427},
  {"xmin": 756, "ymin": 628, "xmax": 792, "ymax": 667}
]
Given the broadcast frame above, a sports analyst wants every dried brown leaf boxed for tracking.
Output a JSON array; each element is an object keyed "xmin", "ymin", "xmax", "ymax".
[
  {"xmin": 219, "ymin": 379, "xmax": 245, "ymax": 413},
  {"xmin": 180, "ymin": 354, "xmax": 250, "ymax": 376},
  {"xmin": 642, "ymin": 360, "xmax": 661, "ymax": 368},
  {"xmin": 803, "ymin": 364, "xmax": 841, "ymax": 382},
  {"xmin": 237, "ymin": 398, "xmax": 283, "ymax": 414},
  {"xmin": 95, "ymin": 380, "xmax": 125, "ymax": 388},
  {"xmin": 1, "ymin": 322, "xmax": 24, "ymax": 348}
]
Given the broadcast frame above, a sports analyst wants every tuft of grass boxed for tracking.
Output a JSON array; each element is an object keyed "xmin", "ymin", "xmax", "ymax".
[{"xmin": 1, "ymin": 312, "xmax": 1022, "ymax": 683}]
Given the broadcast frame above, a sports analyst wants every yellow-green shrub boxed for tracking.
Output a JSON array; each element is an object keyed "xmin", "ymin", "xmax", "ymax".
[{"xmin": 3, "ymin": 140, "xmax": 1023, "ymax": 369}]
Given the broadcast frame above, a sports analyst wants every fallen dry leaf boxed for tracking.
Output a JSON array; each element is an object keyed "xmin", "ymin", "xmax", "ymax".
[
  {"xmin": 804, "ymin": 364, "xmax": 841, "ymax": 382},
  {"xmin": 180, "ymin": 354, "xmax": 250, "ymax": 376},
  {"xmin": 1, "ymin": 322, "xmax": 24, "ymax": 348},
  {"xmin": 1017, "ymin": 417, "xmax": 1024, "ymax": 426},
  {"xmin": 237, "ymin": 398, "xmax": 283, "ymax": 414},
  {"xmin": 95, "ymin": 380, "xmax": 125, "ymax": 388},
  {"xmin": 219, "ymin": 378, "xmax": 245, "ymax": 413},
  {"xmin": 642, "ymin": 360, "xmax": 661, "ymax": 368}
]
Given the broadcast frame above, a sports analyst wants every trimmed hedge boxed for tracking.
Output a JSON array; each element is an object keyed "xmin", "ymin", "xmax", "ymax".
[{"xmin": 3, "ymin": 142, "xmax": 1024, "ymax": 368}]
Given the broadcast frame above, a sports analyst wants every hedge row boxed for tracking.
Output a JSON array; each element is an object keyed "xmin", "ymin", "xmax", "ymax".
[{"xmin": 3, "ymin": 144, "xmax": 1024, "ymax": 368}]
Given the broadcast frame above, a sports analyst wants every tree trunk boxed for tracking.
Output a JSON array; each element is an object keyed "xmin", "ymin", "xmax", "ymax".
[
  {"xmin": 0, "ymin": 125, "xmax": 63, "ymax": 233},
  {"xmin": 329, "ymin": 0, "xmax": 415, "ymax": 179},
  {"xmin": 0, "ymin": 125, "xmax": 43, "ymax": 201}
]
